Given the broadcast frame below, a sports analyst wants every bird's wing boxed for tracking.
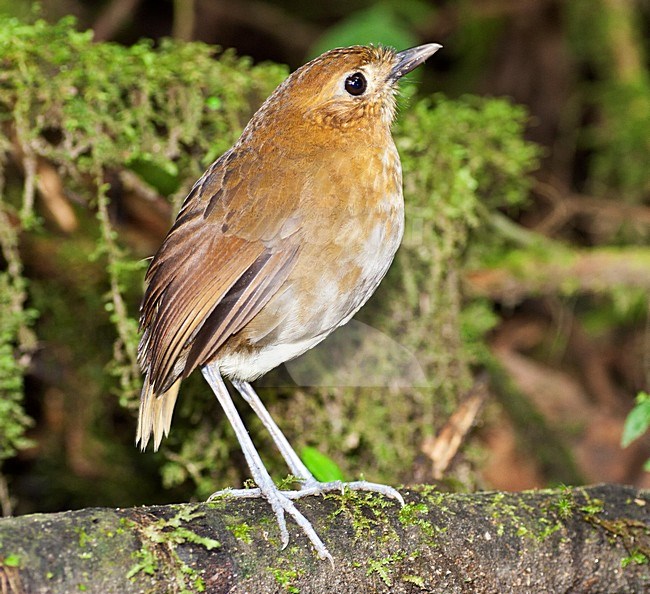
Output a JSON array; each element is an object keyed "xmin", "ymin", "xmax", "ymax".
[{"xmin": 138, "ymin": 148, "xmax": 302, "ymax": 396}]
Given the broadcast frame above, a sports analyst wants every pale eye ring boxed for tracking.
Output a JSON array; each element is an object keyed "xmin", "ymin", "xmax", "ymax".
[{"xmin": 344, "ymin": 72, "xmax": 367, "ymax": 96}]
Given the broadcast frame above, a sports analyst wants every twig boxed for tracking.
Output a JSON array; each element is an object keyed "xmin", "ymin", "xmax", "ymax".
[
  {"xmin": 172, "ymin": 0, "xmax": 196, "ymax": 41},
  {"xmin": 421, "ymin": 376, "xmax": 489, "ymax": 479},
  {"xmin": 93, "ymin": 0, "xmax": 144, "ymax": 41}
]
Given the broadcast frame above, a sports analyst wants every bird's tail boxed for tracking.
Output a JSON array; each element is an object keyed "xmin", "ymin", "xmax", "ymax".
[{"xmin": 136, "ymin": 378, "xmax": 181, "ymax": 452}]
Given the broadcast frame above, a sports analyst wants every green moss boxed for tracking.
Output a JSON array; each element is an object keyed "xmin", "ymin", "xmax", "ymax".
[
  {"xmin": 398, "ymin": 503, "xmax": 441, "ymax": 542},
  {"xmin": 228, "ymin": 522, "xmax": 254, "ymax": 545},
  {"xmin": 622, "ymin": 550, "xmax": 649, "ymax": 568},
  {"xmin": 484, "ymin": 490, "xmax": 573, "ymax": 544},
  {"xmin": 415, "ymin": 485, "xmax": 449, "ymax": 510},
  {"xmin": 126, "ymin": 507, "xmax": 220, "ymax": 590},
  {"xmin": 127, "ymin": 546, "xmax": 158, "ymax": 578},
  {"xmin": 0, "ymin": 269, "xmax": 35, "ymax": 463},
  {"xmin": 326, "ymin": 489, "xmax": 395, "ymax": 540},
  {"xmin": 579, "ymin": 497, "xmax": 650, "ymax": 567},
  {"xmin": 580, "ymin": 496, "xmax": 605, "ymax": 516},
  {"xmin": 365, "ymin": 551, "xmax": 407, "ymax": 587},
  {"xmin": 76, "ymin": 527, "xmax": 91, "ymax": 548},
  {"xmin": 267, "ymin": 564, "xmax": 303, "ymax": 593},
  {"xmin": 551, "ymin": 487, "xmax": 577, "ymax": 520},
  {"xmin": 403, "ymin": 574, "xmax": 426, "ymax": 588}
]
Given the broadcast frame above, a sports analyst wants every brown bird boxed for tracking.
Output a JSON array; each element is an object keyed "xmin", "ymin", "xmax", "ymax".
[{"xmin": 137, "ymin": 43, "xmax": 441, "ymax": 561}]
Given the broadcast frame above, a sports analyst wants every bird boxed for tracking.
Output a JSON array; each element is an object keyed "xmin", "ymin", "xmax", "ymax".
[{"xmin": 136, "ymin": 42, "xmax": 441, "ymax": 562}]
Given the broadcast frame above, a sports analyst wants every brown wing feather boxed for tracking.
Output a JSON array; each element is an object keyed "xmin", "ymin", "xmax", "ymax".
[
  {"xmin": 183, "ymin": 244, "xmax": 300, "ymax": 373},
  {"xmin": 142, "ymin": 234, "xmax": 264, "ymax": 391},
  {"xmin": 136, "ymin": 146, "xmax": 302, "ymax": 450}
]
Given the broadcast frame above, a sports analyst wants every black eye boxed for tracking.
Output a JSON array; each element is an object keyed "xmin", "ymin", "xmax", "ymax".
[{"xmin": 344, "ymin": 72, "xmax": 367, "ymax": 96}]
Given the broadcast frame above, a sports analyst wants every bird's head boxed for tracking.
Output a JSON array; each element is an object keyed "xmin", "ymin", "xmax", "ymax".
[{"xmin": 252, "ymin": 44, "xmax": 441, "ymax": 135}]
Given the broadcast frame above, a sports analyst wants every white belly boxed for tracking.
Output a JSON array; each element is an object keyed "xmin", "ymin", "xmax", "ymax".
[{"xmin": 219, "ymin": 214, "xmax": 404, "ymax": 381}]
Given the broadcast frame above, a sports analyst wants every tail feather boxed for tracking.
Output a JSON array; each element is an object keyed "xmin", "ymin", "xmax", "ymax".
[{"xmin": 136, "ymin": 378, "xmax": 181, "ymax": 451}]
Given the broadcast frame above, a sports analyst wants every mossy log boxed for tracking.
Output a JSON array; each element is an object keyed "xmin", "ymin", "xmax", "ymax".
[{"xmin": 0, "ymin": 484, "xmax": 648, "ymax": 593}]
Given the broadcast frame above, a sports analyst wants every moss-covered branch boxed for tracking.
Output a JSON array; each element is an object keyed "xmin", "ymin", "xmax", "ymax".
[
  {"xmin": 465, "ymin": 244, "xmax": 650, "ymax": 306},
  {"xmin": 0, "ymin": 484, "xmax": 648, "ymax": 593}
]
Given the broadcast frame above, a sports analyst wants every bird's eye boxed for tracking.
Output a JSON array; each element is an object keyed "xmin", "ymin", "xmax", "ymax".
[{"xmin": 344, "ymin": 72, "xmax": 367, "ymax": 96}]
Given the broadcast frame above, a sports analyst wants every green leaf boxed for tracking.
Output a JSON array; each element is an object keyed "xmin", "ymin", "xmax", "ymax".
[
  {"xmin": 622, "ymin": 392, "xmax": 650, "ymax": 448},
  {"xmin": 301, "ymin": 446, "xmax": 345, "ymax": 482},
  {"xmin": 3, "ymin": 554, "xmax": 21, "ymax": 567},
  {"xmin": 126, "ymin": 155, "xmax": 180, "ymax": 195},
  {"xmin": 309, "ymin": 5, "xmax": 417, "ymax": 59}
]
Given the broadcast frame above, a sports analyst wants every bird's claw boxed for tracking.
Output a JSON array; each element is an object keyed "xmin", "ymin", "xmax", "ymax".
[{"xmin": 210, "ymin": 484, "xmax": 333, "ymax": 562}]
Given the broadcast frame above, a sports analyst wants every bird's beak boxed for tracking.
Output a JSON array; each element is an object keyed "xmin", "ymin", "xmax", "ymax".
[{"xmin": 389, "ymin": 43, "xmax": 442, "ymax": 81}]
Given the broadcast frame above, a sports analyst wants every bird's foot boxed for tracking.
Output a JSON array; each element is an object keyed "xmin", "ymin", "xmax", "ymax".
[
  {"xmin": 210, "ymin": 480, "xmax": 403, "ymax": 505},
  {"xmin": 293, "ymin": 480, "xmax": 405, "ymax": 505},
  {"xmin": 208, "ymin": 483, "xmax": 333, "ymax": 564},
  {"xmin": 208, "ymin": 480, "xmax": 403, "ymax": 563}
]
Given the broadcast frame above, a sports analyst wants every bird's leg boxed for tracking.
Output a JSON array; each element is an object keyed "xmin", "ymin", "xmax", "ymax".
[
  {"xmin": 231, "ymin": 379, "xmax": 318, "ymax": 487},
  {"xmin": 201, "ymin": 365, "xmax": 333, "ymax": 562},
  {"xmin": 231, "ymin": 379, "xmax": 405, "ymax": 506}
]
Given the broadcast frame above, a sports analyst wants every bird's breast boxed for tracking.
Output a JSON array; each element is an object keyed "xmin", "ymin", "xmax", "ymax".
[
  {"xmin": 282, "ymin": 140, "xmax": 404, "ymax": 330},
  {"xmin": 217, "ymin": 142, "xmax": 404, "ymax": 380}
]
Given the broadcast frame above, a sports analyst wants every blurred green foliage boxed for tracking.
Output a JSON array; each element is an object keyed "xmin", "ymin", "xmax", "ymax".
[
  {"xmin": 301, "ymin": 446, "xmax": 345, "ymax": 482},
  {"xmin": 309, "ymin": 4, "xmax": 418, "ymax": 59},
  {"xmin": 566, "ymin": 0, "xmax": 650, "ymax": 203},
  {"xmin": 0, "ymin": 273, "xmax": 35, "ymax": 462}
]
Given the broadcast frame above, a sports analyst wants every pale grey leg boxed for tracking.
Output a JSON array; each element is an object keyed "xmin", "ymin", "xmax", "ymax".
[
  {"xmin": 201, "ymin": 365, "xmax": 332, "ymax": 562},
  {"xmin": 231, "ymin": 379, "xmax": 405, "ymax": 506},
  {"xmin": 231, "ymin": 379, "xmax": 317, "ymax": 485}
]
